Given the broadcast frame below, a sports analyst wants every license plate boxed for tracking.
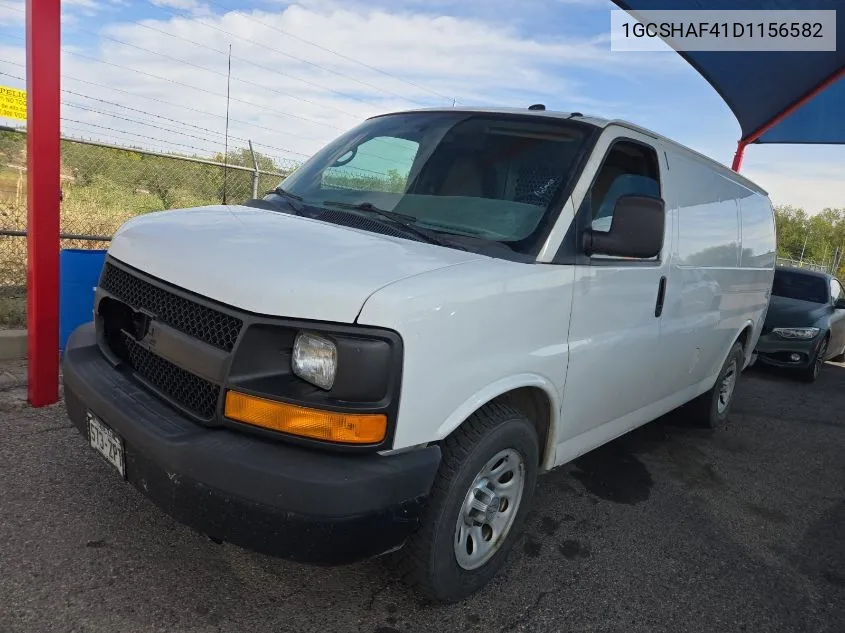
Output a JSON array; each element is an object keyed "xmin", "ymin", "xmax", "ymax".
[{"xmin": 87, "ymin": 411, "xmax": 126, "ymax": 479}]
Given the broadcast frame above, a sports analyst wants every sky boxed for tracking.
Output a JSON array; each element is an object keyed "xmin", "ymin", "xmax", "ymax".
[{"xmin": 0, "ymin": 0, "xmax": 842, "ymax": 214}]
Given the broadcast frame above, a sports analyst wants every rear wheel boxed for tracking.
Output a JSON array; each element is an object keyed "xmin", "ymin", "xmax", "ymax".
[
  {"xmin": 801, "ymin": 336, "xmax": 828, "ymax": 383},
  {"xmin": 687, "ymin": 342, "xmax": 744, "ymax": 428},
  {"xmin": 392, "ymin": 404, "xmax": 539, "ymax": 603}
]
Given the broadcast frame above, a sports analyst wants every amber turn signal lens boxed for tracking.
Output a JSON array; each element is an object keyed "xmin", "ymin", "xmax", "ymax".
[{"xmin": 224, "ymin": 391, "xmax": 387, "ymax": 444}]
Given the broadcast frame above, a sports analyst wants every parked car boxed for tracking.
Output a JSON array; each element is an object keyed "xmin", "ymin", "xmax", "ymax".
[
  {"xmin": 753, "ymin": 266, "xmax": 845, "ymax": 381},
  {"xmin": 61, "ymin": 106, "xmax": 776, "ymax": 603}
]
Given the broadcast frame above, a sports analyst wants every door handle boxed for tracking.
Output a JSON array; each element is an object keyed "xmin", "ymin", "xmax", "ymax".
[{"xmin": 655, "ymin": 276, "xmax": 667, "ymax": 318}]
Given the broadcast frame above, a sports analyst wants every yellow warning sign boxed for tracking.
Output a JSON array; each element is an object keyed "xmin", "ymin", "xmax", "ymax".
[{"xmin": 0, "ymin": 85, "xmax": 27, "ymax": 121}]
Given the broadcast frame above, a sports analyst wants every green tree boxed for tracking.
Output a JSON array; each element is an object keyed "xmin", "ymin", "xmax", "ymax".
[{"xmin": 775, "ymin": 204, "xmax": 845, "ymax": 277}]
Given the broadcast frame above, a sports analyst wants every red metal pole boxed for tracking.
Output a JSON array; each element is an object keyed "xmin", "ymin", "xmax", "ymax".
[
  {"xmin": 26, "ymin": 0, "xmax": 61, "ymax": 406},
  {"xmin": 730, "ymin": 67, "xmax": 845, "ymax": 174},
  {"xmin": 731, "ymin": 141, "xmax": 746, "ymax": 172},
  {"xmin": 741, "ymin": 66, "xmax": 845, "ymax": 147}
]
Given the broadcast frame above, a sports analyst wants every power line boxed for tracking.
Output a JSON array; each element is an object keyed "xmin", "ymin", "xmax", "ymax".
[
  {"xmin": 60, "ymin": 118, "xmax": 223, "ymax": 155},
  {"xmin": 0, "ymin": 31, "xmax": 348, "ymax": 131},
  {"xmin": 132, "ymin": 21, "xmax": 390, "ymax": 110},
  {"xmin": 64, "ymin": 48, "xmax": 348, "ymax": 131},
  {"xmin": 63, "ymin": 102, "xmax": 227, "ymax": 147},
  {"xmin": 50, "ymin": 125, "xmax": 296, "ymax": 173},
  {"xmin": 204, "ymin": 0, "xmax": 455, "ymax": 103},
  {"xmin": 89, "ymin": 28, "xmax": 364, "ymax": 119},
  {"xmin": 5, "ymin": 63, "xmax": 328, "ymax": 144},
  {"xmin": 0, "ymin": 59, "xmax": 326, "ymax": 143},
  {"xmin": 143, "ymin": 0, "xmax": 431, "ymax": 106},
  {"xmin": 0, "ymin": 67, "xmax": 319, "ymax": 158},
  {"xmin": 2, "ymin": 0, "xmax": 450, "ymax": 107}
]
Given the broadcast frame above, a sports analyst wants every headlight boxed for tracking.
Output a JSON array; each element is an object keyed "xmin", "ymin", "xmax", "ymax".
[
  {"xmin": 772, "ymin": 327, "xmax": 820, "ymax": 340},
  {"xmin": 292, "ymin": 331, "xmax": 337, "ymax": 390}
]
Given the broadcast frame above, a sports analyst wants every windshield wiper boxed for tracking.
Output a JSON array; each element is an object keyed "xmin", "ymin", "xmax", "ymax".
[
  {"xmin": 264, "ymin": 186, "xmax": 305, "ymax": 214},
  {"xmin": 321, "ymin": 200, "xmax": 459, "ymax": 249},
  {"xmin": 269, "ymin": 186, "xmax": 303, "ymax": 201}
]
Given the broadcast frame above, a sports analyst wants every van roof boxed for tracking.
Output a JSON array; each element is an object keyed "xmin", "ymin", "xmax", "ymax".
[{"xmin": 372, "ymin": 106, "xmax": 768, "ymax": 196}]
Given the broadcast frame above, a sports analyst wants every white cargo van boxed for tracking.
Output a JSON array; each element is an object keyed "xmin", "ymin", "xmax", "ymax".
[{"xmin": 62, "ymin": 106, "xmax": 776, "ymax": 603}]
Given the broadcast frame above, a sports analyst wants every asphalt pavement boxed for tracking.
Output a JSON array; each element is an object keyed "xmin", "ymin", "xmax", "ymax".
[{"xmin": 1, "ymin": 359, "xmax": 844, "ymax": 633}]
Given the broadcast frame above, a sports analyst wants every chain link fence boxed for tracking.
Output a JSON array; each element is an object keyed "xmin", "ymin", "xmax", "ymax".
[
  {"xmin": 776, "ymin": 257, "xmax": 832, "ymax": 274},
  {"xmin": 0, "ymin": 128, "xmax": 297, "ymax": 326}
]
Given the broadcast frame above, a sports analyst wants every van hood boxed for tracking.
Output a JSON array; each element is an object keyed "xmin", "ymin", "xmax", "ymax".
[{"xmin": 107, "ymin": 204, "xmax": 483, "ymax": 323}]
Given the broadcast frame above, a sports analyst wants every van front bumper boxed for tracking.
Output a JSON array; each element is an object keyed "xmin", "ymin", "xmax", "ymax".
[{"xmin": 61, "ymin": 323, "xmax": 441, "ymax": 565}]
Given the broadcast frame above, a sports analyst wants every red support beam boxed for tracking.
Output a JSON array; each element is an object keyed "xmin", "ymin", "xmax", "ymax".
[
  {"xmin": 731, "ymin": 141, "xmax": 746, "ymax": 172},
  {"xmin": 26, "ymin": 0, "xmax": 61, "ymax": 406},
  {"xmin": 732, "ymin": 66, "xmax": 845, "ymax": 172}
]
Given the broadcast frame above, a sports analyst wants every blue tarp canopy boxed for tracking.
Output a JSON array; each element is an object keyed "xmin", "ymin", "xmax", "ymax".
[{"xmin": 610, "ymin": 0, "xmax": 845, "ymax": 151}]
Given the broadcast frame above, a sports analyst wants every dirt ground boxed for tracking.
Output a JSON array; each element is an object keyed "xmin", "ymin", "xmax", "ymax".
[{"xmin": 1, "ymin": 359, "xmax": 844, "ymax": 633}]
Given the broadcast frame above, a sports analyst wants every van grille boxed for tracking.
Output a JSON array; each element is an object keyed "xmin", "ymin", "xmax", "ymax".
[
  {"xmin": 100, "ymin": 263, "xmax": 243, "ymax": 352},
  {"xmin": 118, "ymin": 332, "xmax": 220, "ymax": 420},
  {"xmin": 98, "ymin": 261, "xmax": 234, "ymax": 421}
]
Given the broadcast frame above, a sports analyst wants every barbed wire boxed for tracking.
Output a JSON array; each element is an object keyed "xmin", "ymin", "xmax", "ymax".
[
  {"xmin": 0, "ymin": 31, "xmax": 348, "ymax": 132},
  {"xmin": 0, "ymin": 61, "xmax": 332, "ymax": 145},
  {"xmin": 89, "ymin": 29, "xmax": 365, "ymax": 119}
]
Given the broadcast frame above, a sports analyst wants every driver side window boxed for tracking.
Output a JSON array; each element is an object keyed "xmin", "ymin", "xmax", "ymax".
[
  {"xmin": 322, "ymin": 136, "xmax": 419, "ymax": 194},
  {"xmin": 588, "ymin": 140, "xmax": 661, "ymax": 234}
]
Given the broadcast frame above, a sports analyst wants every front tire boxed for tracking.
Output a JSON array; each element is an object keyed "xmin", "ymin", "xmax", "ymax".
[
  {"xmin": 688, "ymin": 342, "xmax": 744, "ymax": 428},
  {"xmin": 392, "ymin": 404, "xmax": 539, "ymax": 603},
  {"xmin": 801, "ymin": 336, "xmax": 828, "ymax": 383}
]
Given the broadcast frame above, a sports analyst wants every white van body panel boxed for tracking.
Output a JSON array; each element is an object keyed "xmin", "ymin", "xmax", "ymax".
[
  {"xmin": 108, "ymin": 205, "xmax": 484, "ymax": 323},
  {"xmin": 357, "ymin": 259, "xmax": 574, "ymax": 465}
]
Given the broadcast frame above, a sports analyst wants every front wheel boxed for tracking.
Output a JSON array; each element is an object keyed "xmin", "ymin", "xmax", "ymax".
[
  {"xmin": 392, "ymin": 404, "xmax": 539, "ymax": 603},
  {"xmin": 801, "ymin": 336, "xmax": 828, "ymax": 383},
  {"xmin": 687, "ymin": 341, "xmax": 744, "ymax": 428}
]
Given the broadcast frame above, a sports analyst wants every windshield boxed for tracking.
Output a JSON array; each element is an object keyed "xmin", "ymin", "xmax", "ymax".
[
  {"xmin": 275, "ymin": 111, "xmax": 593, "ymax": 254},
  {"xmin": 771, "ymin": 269, "xmax": 829, "ymax": 304}
]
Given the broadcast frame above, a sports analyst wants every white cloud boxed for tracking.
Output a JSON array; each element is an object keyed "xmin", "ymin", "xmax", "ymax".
[
  {"xmin": 0, "ymin": 1, "xmax": 24, "ymax": 25},
  {"xmin": 62, "ymin": 0, "xmax": 101, "ymax": 7},
  {"xmin": 5, "ymin": 0, "xmax": 673, "ymax": 164},
  {"xmin": 743, "ymin": 150, "xmax": 845, "ymax": 215},
  {"xmin": 150, "ymin": 0, "xmax": 202, "ymax": 8},
  {"xmin": 149, "ymin": 0, "xmax": 211, "ymax": 17}
]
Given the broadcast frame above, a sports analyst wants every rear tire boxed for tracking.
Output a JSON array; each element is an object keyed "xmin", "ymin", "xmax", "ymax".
[
  {"xmin": 687, "ymin": 342, "xmax": 744, "ymax": 428},
  {"xmin": 801, "ymin": 336, "xmax": 828, "ymax": 383},
  {"xmin": 391, "ymin": 404, "xmax": 539, "ymax": 603}
]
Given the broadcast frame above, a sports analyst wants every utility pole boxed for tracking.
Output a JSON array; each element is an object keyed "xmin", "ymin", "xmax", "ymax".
[
  {"xmin": 248, "ymin": 139, "xmax": 259, "ymax": 199},
  {"xmin": 222, "ymin": 43, "xmax": 232, "ymax": 205}
]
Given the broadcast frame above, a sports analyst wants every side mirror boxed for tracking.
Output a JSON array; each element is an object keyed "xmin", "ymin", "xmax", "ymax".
[
  {"xmin": 582, "ymin": 194, "xmax": 665, "ymax": 259},
  {"xmin": 835, "ymin": 298, "xmax": 845, "ymax": 310}
]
